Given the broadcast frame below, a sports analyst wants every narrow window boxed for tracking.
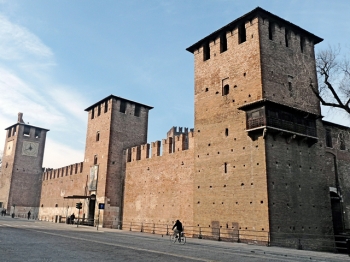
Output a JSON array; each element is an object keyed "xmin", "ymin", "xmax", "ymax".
[
  {"xmin": 12, "ymin": 126, "xmax": 16, "ymax": 136},
  {"xmin": 268, "ymin": 22, "xmax": 274, "ymax": 40},
  {"xmin": 35, "ymin": 128, "xmax": 41, "ymax": 138},
  {"xmin": 326, "ymin": 129, "xmax": 332, "ymax": 148},
  {"xmin": 91, "ymin": 108, "xmax": 95, "ymax": 119},
  {"xmin": 134, "ymin": 105, "xmax": 141, "ymax": 117},
  {"xmin": 224, "ymin": 163, "xmax": 227, "ymax": 173},
  {"xmin": 288, "ymin": 82, "xmax": 293, "ymax": 97},
  {"xmin": 23, "ymin": 126, "xmax": 30, "ymax": 137},
  {"xmin": 220, "ymin": 33, "xmax": 227, "ymax": 53},
  {"xmin": 120, "ymin": 100, "xmax": 126, "ymax": 113},
  {"xmin": 225, "ymin": 128, "xmax": 229, "ymax": 137},
  {"xmin": 104, "ymin": 101, "xmax": 108, "ymax": 113},
  {"xmin": 97, "ymin": 104, "xmax": 101, "ymax": 116},
  {"xmin": 96, "ymin": 132, "xmax": 100, "ymax": 142},
  {"xmin": 340, "ymin": 133, "xmax": 346, "ymax": 150},
  {"xmin": 203, "ymin": 42, "xmax": 210, "ymax": 61},
  {"xmin": 94, "ymin": 155, "xmax": 98, "ymax": 165},
  {"xmin": 285, "ymin": 29, "xmax": 289, "ymax": 47},
  {"xmin": 223, "ymin": 84, "xmax": 229, "ymax": 95},
  {"xmin": 300, "ymin": 36, "xmax": 305, "ymax": 53},
  {"xmin": 238, "ymin": 24, "xmax": 246, "ymax": 44}
]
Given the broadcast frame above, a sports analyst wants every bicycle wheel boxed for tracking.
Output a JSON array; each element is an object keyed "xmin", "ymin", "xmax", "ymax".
[
  {"xmin": 179, "ymin": 234, "xmax": 186, "ymax": 244},
  {"xmin": 170, "ymin": 234, "xmax": 177, "ymax": 243}
]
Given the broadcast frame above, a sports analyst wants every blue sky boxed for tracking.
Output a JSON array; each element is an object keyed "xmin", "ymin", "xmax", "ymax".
[{"xmin": 0, "ymin": 0, "xmax": 349, "ymax": 168}]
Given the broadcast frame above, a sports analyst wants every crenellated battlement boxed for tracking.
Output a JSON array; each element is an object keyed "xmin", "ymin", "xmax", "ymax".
[
  {"xmin": 42, "ymin": 162, "xmax": 84, "ymax": 180},
  {"xmin": 126, "ymin": 130, "xmax": 194, "ymax": 163}
]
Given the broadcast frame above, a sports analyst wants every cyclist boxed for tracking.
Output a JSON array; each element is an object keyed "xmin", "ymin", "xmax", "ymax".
[{"xmin": 172, "ymin": 220, "xmax": 183, "ymax": 240}]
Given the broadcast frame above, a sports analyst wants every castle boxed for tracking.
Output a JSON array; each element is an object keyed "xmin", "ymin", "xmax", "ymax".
[{"xmin": 1, "ymin": 8, "xmax": 350, "ymax": 251}]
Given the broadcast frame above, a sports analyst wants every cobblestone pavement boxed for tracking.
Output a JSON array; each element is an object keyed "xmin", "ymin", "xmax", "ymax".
[{"xmin": 0, "ymin": 216, "xmax": 348, "ymax": 262}]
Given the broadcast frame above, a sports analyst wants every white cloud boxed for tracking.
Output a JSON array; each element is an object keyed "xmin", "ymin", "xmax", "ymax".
[
  {"xmin": 0, "ymin": 14, "xmax": 53, "ymax": 61},
  {"xmin": 43, "ymin": 138, "xmax": 84, "ymax": 169},
  {"xmin": 0, "ymin": 12, "xmax": 87, "ymax": 168}
]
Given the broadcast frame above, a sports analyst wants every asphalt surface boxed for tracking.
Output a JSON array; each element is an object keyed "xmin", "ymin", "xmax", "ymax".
[{"xmin": 0, "ymin": 216, "xmax": 348, "ymax": 262}]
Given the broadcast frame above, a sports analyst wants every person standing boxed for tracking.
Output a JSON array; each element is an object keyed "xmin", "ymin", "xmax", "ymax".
[
  {"xmin": 70, "ymin": 213, "xmax": 75, "ymax": 224},
  {"xmin": 27, "ymin": 210, "xmax": 31, "ymax": 220}
]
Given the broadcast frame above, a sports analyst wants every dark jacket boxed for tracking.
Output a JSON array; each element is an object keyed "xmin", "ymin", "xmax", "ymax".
[{"xmin": 172, "ymin": 220, "xmax": 183, "ymax": 231}]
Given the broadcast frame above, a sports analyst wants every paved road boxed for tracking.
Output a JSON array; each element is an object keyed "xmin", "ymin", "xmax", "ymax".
[{"xmin": 0, "ymin": 216, "xmax": 348, "ymax": 262}]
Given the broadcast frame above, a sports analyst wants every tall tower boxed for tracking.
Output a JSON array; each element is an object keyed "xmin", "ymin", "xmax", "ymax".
[
  {"xmin": 84, "ymin": 95, "xmax": 152, "ymax": 228},
  {"xmin": 187, "ymin": 7, "xmax": 333, "ymax": 249},
  {"xmin": 0, "ymin": 113, "xmax": 48, "ymax": 216}
]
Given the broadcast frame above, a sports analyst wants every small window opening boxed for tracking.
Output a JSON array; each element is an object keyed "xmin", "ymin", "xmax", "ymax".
[
  {"xmin": 205, "ymin": 88, "xmax": 208, "ymax": 92},
  {"xmin": 94, "ymin": 155, "xmax": 98, "ymax": 165},
  {"xmin": 96, "ymin": 132, "xmax": 100, "ymax": 142},
  {"xmin": 97, "ymin": 104, "xmax": 101, "ymax": 116},
  {"xmin": 238, "ymin": 23, "xmax": 246, "ymax": 44},
  {"xmin": 224, "ymin": 163, "xmax": 227, "ymax": 173},
  {"xmin": 120, "ymin": 100, "xmax": 126, "ymax": 113},
  {"xmin": 225, "ymin": 128, "xmax": 229, "ymax": 137},
  {"xmin": 91, "ymin": 108, "xmax": 95, "ymax": 119},
  {"xmin": 268, "ymin": 22, "xmax": 274, "ymax": 40},
  {"xmin": 223, "ymin": 84, "xmax": 229, "ymax": 96},
  {"xmin": 300, "ymin": 36, "xmax": 305, "ymax": 53},
  {"xmin": 23, "ymin": 126, "xmax": 30, "ymax": 137},
  {"xmin": 104, "ymin": 101, "xmax": 108, "ymax": 113},
  {"xmin": 326, "ymin": 129, "xmax": 332, "ymax": 148},
  {"xmin": 285, "ymin": 29, "xmax": 289, "ymax": 47},
  {"xmin": 288, "ymin": 82, "xmax": 293, "ymax": 97},
  {"xmin": 220, "ymin": 33, "xmax": 227, "ymax": 53},
  {"xmin": 340, "ymin": 133, "xmax": 346, "ymax": 150},
  {"xmin": 12, "ymin": 127, "xmax": 16, "ymax": 136},
  {"xmin": 203, "ymin": 42, "xmax": 210, "ymax": 61},
  {"xmin": 35, "ymin": 128, "xmax": 41, "ymax": 138},
  {"xmin": 134, "ymin": 105, "xmax": 141, "ymax": 117}
]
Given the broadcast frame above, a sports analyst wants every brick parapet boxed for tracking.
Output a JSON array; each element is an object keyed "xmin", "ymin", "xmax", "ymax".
[
  {"xmin": 42, "ymin": 162, "xmax": 84, "ymax": 180},
  {"xmin": 126, "ymin": 133, "xmax": 195, "ymax": 163}
]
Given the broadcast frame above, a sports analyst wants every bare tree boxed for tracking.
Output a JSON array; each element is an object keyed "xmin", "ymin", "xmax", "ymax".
[{"xmin": 310, "ymin": 46, "xmax": 350, "ymax": 115}]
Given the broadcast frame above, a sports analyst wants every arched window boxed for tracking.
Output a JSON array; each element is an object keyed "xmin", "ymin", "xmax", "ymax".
[
  {"xmin": 96, "ymin": 132, "xmax": 100, "ymax": 142},
  {"xmin": 94, "ymin": 155, "xmax": 98, "ymax": 165}
]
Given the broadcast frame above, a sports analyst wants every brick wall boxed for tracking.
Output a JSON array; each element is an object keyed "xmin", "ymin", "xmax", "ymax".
[
  {"xmin": 123, "ymin": 133, "xmax": 194, "ymax": 234},
  {"xmin": 192, "ymin": 16, "xmax": 270, "ymax": 241},
  {"xmin": 39, "ymin": 163, "xmax": 86, "ymax": 221}
]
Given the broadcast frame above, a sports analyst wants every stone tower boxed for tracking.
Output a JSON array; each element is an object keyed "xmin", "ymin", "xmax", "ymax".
[
  {"xmin": 187, "ymin": 7, "xmax": 333, "ymax": 249},
  {"xmin": 0, "ymin": 113, "xmax": 48, "ymax": 217},
  {"xmin": 84, "ymin": 95, "xmax": 152, "ymax": 228}
]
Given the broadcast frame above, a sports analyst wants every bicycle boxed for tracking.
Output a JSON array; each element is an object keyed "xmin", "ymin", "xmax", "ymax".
[{"xmin": 170, "ymin": 232, "xmax": 186, "ymax": 244}]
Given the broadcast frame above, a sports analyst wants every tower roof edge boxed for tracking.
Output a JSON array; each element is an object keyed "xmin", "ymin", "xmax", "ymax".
[
  {"xmin": 186, "ymin": 7, "xmax": 323, "ymax": 53},
  {"xmin": 84, "ymin": 94, "xmax": 154, "ymax": 111}
]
